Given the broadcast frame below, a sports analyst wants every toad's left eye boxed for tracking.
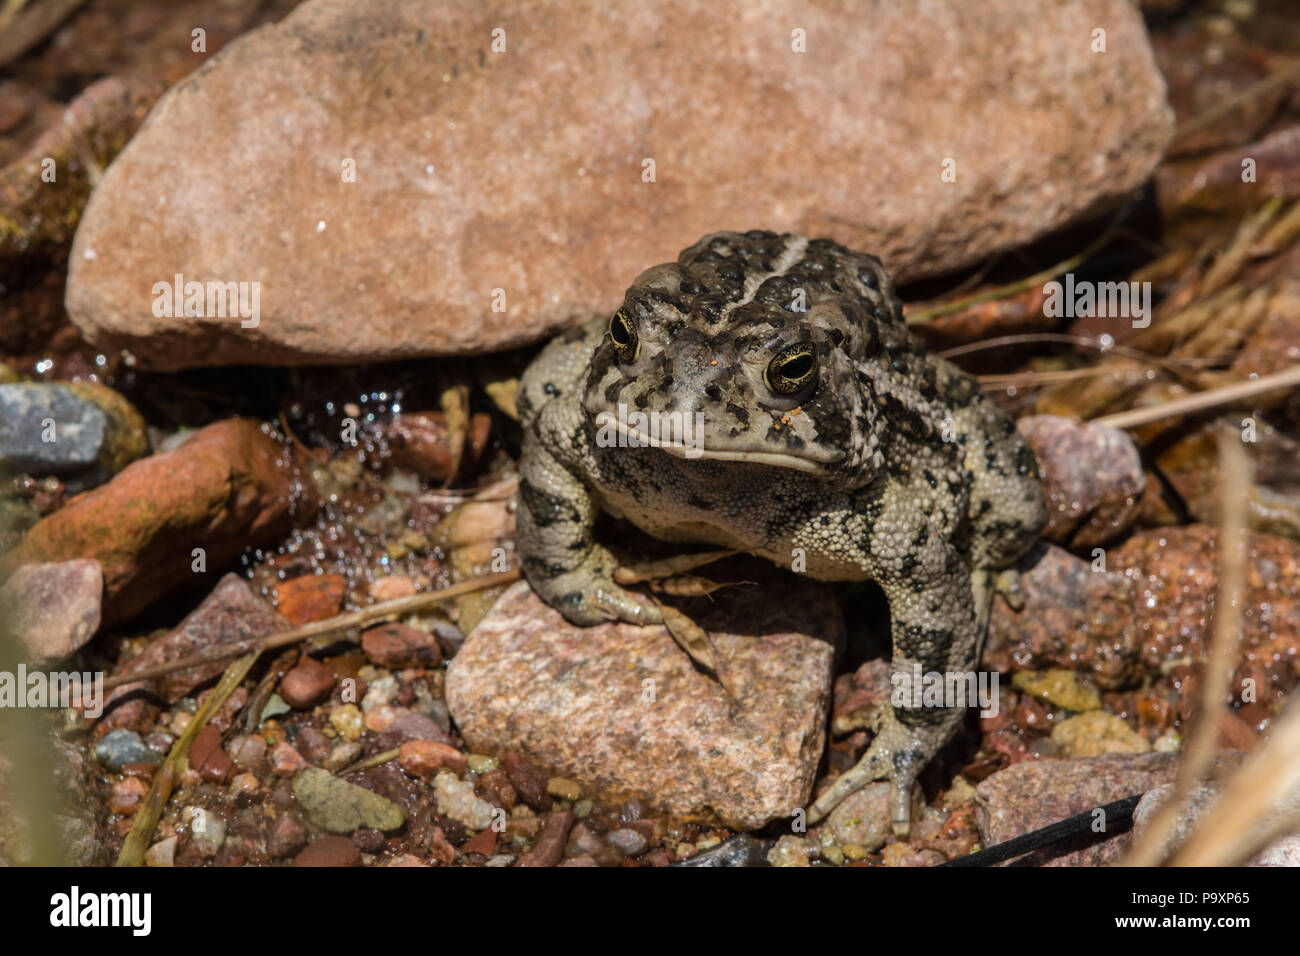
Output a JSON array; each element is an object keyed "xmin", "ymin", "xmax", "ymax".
[
  {"xmin": 764, "ymin": 342, "xmax": 817, "ymax": 395},
  {"xmin": 609, "ymin": 309, "xmax": 639, "ymax": 363}
]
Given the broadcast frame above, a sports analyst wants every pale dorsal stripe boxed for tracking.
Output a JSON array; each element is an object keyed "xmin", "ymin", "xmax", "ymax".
[{"xmin": 722, "ymin": 235, "xmax": 809, "ymax": 318}]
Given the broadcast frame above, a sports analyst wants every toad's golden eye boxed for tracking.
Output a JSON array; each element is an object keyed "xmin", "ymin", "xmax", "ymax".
[
  {"xmin": 609, "ymin": 309, "xmax": 639, "ymax": 363},
  {"xmin": 765, "ymin": 342, "xmax": 817, "ymax": 395}
]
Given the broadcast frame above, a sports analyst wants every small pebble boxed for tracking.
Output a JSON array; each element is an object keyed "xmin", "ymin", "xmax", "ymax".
[
  {"xmin": 433, "ymin": 770, "xmax": 496, "ymax": 831},
  {"xmin": 182, "ymin": 806, "xmax": 226, "ymax": 858},
  {"xmin": 267, "ymin": 814, "xmax": 308, "ymax": 858},
  {"xmin": 325, "ymin": 741, "xmax": 362, "ymax": 772},
  {"xmin": 399, "ymin": 740, "xmax": 467, "ymax": 777},
  {"xmin": 361, "ymin": 674, "xmax": 399, "ymax": 713},
  {"xmin": 108, "ymin": 777, "xmax": 148, "ymax": 815},
  {"xmin": 767, "ymin": 834, "xmax": 814, "ymax": 867},
  {"xmin": 364, "ymin": 705, "xmax": 401, "ymax": 731},
  {"xmin": 329, "ymin": 704, "xmax": 364, "ymax": 741},
  {"xmin": 293, "ymin": 835, "xmax": 360, "ymax": 867},
  {"xmin": 606, "ymin": 827, "xmax": 648, "ymax": 857},
  {"xmin": 280, "ymin": 657, "xmax": 336, "ymax": 709},
  {"xmin": 228, "ymin": 734, "xmax": 268, "ymax": 770},
  {"xmin": 144, "ymin": 835, "xmax": 177, "ymax": 867},
  {"xmin": 94, "ymin": 729, "xmax": 162, "ymax": 772},
  {"xmin": 270, "ymin": 741, "xmax": 308, "ymax": 776},
  {"xmin": 546, "ymin": 776, "xmax": 581, "ymax": 801},
  {"xmin": 229, "ymin": 772, "xmax": 260, "ymax": 796}
]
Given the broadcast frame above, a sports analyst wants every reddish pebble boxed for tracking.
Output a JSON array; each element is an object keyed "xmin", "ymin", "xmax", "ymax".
[
  {"xmin": 1216, "ymin": 709, "xmax": 1260, "ymax": 753},
  {"xmin": 475, "ymin": 768, "xmax": 517, "ymax": 811},
  {"xmin": 364, "ymin": 705, "xmax": 401, "ymax": 732},
  {"xmin": 229, "ymin": 734, "xmax": 268, "ymax": 770},
  {"xmin": 280, "ymin": 657, "xmax": 336, "ymax": 709},
  {"xmin": 514, "ymin": 809, "xmax": 575, "ymax": 867},
  {"xmin": 275, "ymin": 573, "xmax": 345, "ymax": 625},
  {"xmin": 427, "ymin": 826, "xmax": 457, "ymax": 865},
  {"xmin": 109, "ymin": 776, "xmax": 149, "ymax": 815},
  {"xmin": 503, "ymin": 752, "xmax": 552, "ymax": 810},
  {"xmin": 189, "ymin": 725, "xmax": 233, "ymax": 782},
  {"xmin": 399, "ymin": 739, "xmax": 467, "ymax": 777},
  {"xmin": 1236, "ymin": 702, "xmax": 1272, "ymax": 734},
  {"xmin": 362, "ymin": 622, "xmax": 442, "ymax": 668},
  {"xmin": 270, "ymin": 741, "xmax": 308, "ymax": 775},
  {"xmin": 267, "ymin": 815, "xmax": 308, "ymax": 858},
  {"xmin": 369, "ymin": 576, "xmax": 417, "ymax": 602},
  {"xmin": 461, "ymin": 827, "xmax": 496, "ymax": 857},
  {"xmin": 296, "ymin": 726, "xmax": 331, "ymax": 765},
  {"xmin": 293, "ymin": 835, "xmax": 361, "ymax": 867}
]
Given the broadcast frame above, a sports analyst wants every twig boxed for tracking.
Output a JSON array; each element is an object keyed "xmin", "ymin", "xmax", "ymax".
[
  {"xmin": 101, "ymin": 570, "xmax": 520, "ymax": 692},
  {"xmin": 1090, "ymin": 364, "xmax": 1300, "ymax": 430}
]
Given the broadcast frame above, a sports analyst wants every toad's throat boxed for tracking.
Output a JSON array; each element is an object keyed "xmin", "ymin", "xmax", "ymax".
[{"xmin": 606, "ymin": 417, "xmax": 827, "ymax": 474}]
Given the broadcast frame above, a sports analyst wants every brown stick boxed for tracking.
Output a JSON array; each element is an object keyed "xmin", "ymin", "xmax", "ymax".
[{"xmin": 100, "ymin": 570, "xmax": 520, "ymax": 692}]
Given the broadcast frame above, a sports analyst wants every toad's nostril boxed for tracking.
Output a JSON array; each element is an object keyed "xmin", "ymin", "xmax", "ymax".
[{"xmin": 703, "ymin": 383, "xmax": 723, "ymax": 401}]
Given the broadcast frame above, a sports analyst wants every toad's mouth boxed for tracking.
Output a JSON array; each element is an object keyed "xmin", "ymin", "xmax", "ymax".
[{"xmin": 611, "ymin": 419, "xmax": 831, "ymax": 475}]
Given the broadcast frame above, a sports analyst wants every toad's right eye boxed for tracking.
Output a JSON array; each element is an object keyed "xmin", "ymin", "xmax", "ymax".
[{"xmin": 609, "ymin": 309, "xmax": 639, "ymax": 363}]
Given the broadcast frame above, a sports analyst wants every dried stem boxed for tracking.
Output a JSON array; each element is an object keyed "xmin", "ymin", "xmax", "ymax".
[
  {"xmin": 1090, "ymin": 364, "xmax": 1300, "ymax": 431},
  {"xmin": 1123, "ymin": 434, "xmax": 1248, "ymax": 866},
  {"xmin": 906, "ymin": 220, "xmax": 1123, "ymax": 325},
  {"xmin": 100, "ymin": 570, "xmax": 520, "ymax": 693},
  {"xmin": 1169, "ymin": 697, "xmax": 1300, "ymax": 866}
]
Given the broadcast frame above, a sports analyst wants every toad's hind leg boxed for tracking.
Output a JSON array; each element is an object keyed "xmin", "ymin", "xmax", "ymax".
[{"xmin": 807, "ymin": 564, "xmax": 998, "ymax": 833}]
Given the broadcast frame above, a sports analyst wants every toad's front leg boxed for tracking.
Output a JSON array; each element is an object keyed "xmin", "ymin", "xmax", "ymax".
[
  {"xmin": 807, "ymin": 560, "xmax": 987, "ymax": 834},
  {"xmin": 516, "ymin": 403, "xmax": 662, "ymax": 627}
]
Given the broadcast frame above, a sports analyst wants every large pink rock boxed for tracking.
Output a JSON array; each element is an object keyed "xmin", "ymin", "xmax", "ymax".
[
  {"xmin": 446, "ymin": 573, "xmax": 842, "ymax": 831},
  {"xmin": 66, "ymin": 0, "xmax": 1173, "ymax": 370}
]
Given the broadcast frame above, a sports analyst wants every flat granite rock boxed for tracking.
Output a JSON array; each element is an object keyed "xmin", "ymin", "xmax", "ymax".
[
  {"xmin": 446, "ymin": 573, "xmax": 843, "ymax": 831},
  {"xmin": 66, "ymin": 0, "xmax": 1172, "ymax": 370}
]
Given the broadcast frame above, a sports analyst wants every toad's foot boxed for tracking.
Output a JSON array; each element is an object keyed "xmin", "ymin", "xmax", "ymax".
[
  {"xmin": 805, "ymin": 702, "xmax": 962, "ymax": 835},
  {"xmin": 529, "ymin": 546, "xmax": 664, "ymax": 627}
]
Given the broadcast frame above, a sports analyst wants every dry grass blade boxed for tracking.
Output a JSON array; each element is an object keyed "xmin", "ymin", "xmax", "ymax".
[
  {"xmin": 1169, "ymin": 698, "xmax": 1300, "ymax": 866},
  {"xmin": 116, "ymin": 651, "xmax": 259, "ymax": 866},
  {"xmin": 1171, "ymin": 59, "xmax": 1300, "ymax": 147},
  {"xmin": 1197, "ymin": 198, "xmax": 1284, "ymax": 297},
  {"xmin": 418, "ymin": 475, "xmax": 519, "ymax": 505},
  {"xmin": 648, "ymin": 575, "xmax": 749, "ymax": 598},
  {"xmin": 1250, "ymin": 198, "xmax": 1300, "ymax": 257},
  {"xmin": 651, "ymin": 596, "xmax": 718, "ymax": 676},
  {"xmin": 614, "ymin": 549, "xmax": 738, "ymax": 585},
  {"xmin": 439, "ymin": 382, "xmax": 471, "ymax": 487},
  {"xmin": 1090, "ymin": 364, "xmax": 1300, "ymax": 431},
  {"xmin": 1123, "ymin": 433, "xmax": 1248, "ymax": 866},
  {"xmin": 480, "ymin": 375, "xmax": 520, "ymax": 421},
  {"xmin": 342, "ymin": 747, "xmax": 400, "ymax": 775},
  {"xmin": 100, "ymin": 569, "xmax": 520, "ymax": 692},
  {"xmin": 906, "ymin": 218, "xmax": 1122, "ymax": 325}
]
